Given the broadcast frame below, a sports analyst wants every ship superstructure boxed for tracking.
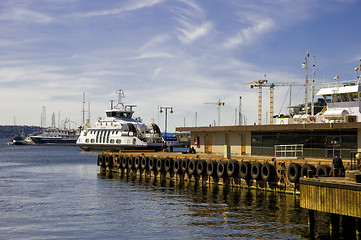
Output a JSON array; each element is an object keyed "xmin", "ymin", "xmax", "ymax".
[{"xmin": 76, "ymin": 90, "xmax": 164, "ymax": 151}]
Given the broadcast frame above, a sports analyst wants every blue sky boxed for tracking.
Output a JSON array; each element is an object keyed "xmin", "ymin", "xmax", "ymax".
[{"xmin": 0, "ymin": 0, "xmax": 360, "ymax": 131}]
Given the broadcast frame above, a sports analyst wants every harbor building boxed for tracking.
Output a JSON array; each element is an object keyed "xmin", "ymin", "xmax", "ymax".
[{"xmin": 176, "ymin": 122, "xmax": 361, "ymax": 160}]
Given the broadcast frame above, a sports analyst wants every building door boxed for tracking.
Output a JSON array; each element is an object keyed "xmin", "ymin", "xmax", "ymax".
[
  {"xmin": 241, "ymin": 134, "xmax": 246, "ymax": 155},
  {"xmin": 204, "ymin": 134, "xmax": 212, "ymax": 154}
]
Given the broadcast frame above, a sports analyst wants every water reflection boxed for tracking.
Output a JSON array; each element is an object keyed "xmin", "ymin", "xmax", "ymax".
[{"xmin": 98, "ymin": 172, "xmax": 341, "ymax": 239}]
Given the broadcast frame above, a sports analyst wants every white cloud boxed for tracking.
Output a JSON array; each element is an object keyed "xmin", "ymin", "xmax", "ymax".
[
  {"xmin": 178, "ymin": 21, "xmax": 213, "ymax": 44},
  {"xmin": 139, "ymin": 34, "xmax": 171, "ymax": 51},
  {"xmin": 0, "ymin": 8, "xmax": 53, "ymax": 23},
  {"xmin": 172, "ymin": 0, "xmax": 213, "ymax": 44},
  {"xmin": 224, "ymin": 16, "xmax": 276, "ymax": 48},
  {"xmin": 73, "ymin": 0, "xmax": 164, "ymax": 18},
  {"xmin": 153, "ymin": 67, "xmax": 162, "ymax": 76}
]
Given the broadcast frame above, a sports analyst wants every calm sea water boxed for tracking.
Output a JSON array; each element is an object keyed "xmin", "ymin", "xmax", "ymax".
[{"xmin": 0, "ymin": 138, "xmax": 334, "ymax": 239}]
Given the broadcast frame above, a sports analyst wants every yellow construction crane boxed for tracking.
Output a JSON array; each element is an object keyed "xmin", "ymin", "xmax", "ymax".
[
  {"xmin": 243, "ymin": 79, "xmax": 305, "ymax": 125},
  {"xmin": 204, "ymin": 98, "xmax": 225, "ymax": 126}
]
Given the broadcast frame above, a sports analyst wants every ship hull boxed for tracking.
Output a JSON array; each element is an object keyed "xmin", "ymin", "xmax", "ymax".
[
  {"xmin": 77, "ymin": 143, "xmax": 163, "ymax": 152},
  {"xmin": 30, "ymin": 137, "xmax": 78, "ymax": 146}
]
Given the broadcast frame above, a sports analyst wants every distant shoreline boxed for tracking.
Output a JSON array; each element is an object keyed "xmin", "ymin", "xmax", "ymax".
[{"xmin": 0, "ymin": 125, "xmax": 42, "ymax": 138}]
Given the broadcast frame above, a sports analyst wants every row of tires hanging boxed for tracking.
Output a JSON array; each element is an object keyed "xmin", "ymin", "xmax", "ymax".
[{"xmin": 98, "ymin": 154, "xmax": 333, "ymax": 184}]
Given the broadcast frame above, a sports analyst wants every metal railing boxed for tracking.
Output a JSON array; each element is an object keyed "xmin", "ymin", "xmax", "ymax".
[{"xmin": 274, "ymin": 144, "xmax": 304, "ymax": 159}]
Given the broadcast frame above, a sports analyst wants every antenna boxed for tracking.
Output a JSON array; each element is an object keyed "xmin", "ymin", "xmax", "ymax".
[{"xmin": 239, "ymin": 96, "xmax": 242, "ymax": 125}]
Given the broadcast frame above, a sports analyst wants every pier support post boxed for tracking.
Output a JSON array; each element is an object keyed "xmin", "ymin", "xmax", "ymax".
[
  {"xmin": 357, "ymin": 218, "xmax": 361, "ymax": 240},
  {"xmin": 308, "ymin": 209, "xmax": 315, "ymax": 235},
  {"xmin": 330, "ymin": 214, "xmax": 340, "ymax": 239},
  {"xmin": 342, "ymin": 215, "xmax": 356, "ymax": 239}
]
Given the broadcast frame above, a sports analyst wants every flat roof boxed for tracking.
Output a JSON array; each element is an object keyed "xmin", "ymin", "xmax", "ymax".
[{"xmin": 176, "ymin": 122, "xmax": 361, "ymax": 133}]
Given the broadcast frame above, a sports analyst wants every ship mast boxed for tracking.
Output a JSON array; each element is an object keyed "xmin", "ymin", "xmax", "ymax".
[
  {"xmin": 116, "ymin": 89, "xmax": 125, "ymax": 109},
  {"xmin": 311, "ymin": 56, "xmax": 316, "ymax": 116},
  {"xmin": 302, "ymin": 50, "xmax": 309, "ymax": 116}
]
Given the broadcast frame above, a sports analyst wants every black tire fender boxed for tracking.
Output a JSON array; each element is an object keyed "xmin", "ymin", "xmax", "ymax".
[
  {"xmin": 105, "ymin": 155, "xmax": 113, "ymax": 168},
  {"xmin": 217, "ymin": 161, "xmax": 227, "ymax": 178},
  {"xmin": 121, "ymin": 155, "xmax": 128, "ymax": 169},
  {"xmin": 97, "ymin": 154, "xmax": 104, "ymax": 167},
  {"xmin": 134, "ymin": 155, "xmax": 141, "ymax": 169},
  {"xmin": 227, "ymin": 160, "xmax": 239, "ymax": 177},
  {"xmin": 148, "ymin": 157, "xmax": 156, "ymax": 171},
  {"xmin": 251, "ymin": 162, "xmax": 262, "ymax": 180},
  {"xmin": 239, "ymin": 161, "xmax": 251, "ymax": 180},
  {"xmin": 156, "ymin": 157, "xmax": 164, "ymax": 172},
  {"xmin": 173, "ymin": 158, "xmax": 182, "ymax": 174},
  {"xmin": 181, "ymin": 158, "xmax": 190, "ymax": 173},
  {"xmin": 301, "ymin": 163, "xmax": 316, "ymax": 177},
  {"xmin": 316, "ymin": 165, "xmax": 331, "ymax": 177},
  {"xmin": 261, "ymin": 162, "xmax": 276, "ymax": 182},
  {"xmin": 128, "ymin": 155, "xmax": 135, "ymax": 170},
  {"xmin": 164, "ymin": 157, "xmax": 173, "ymax": 173},
  {"xmin": 140, "ymin": 156, "xmax": 148, "ymax": 170},
  {"xmin": 287, "ymin": 163, "xmax": 301, "ymax": 183},
  {"xmin": 188, "ymin": 159, "xmax": 197, "ymax": 175},
  {"xmin": 207, "ymin": 160, "xmax": 217, "ymax": 177}
]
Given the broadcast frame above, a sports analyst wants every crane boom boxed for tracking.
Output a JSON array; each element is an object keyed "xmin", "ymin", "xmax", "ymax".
[
  {"xmin": 204, "ymin": 98, "xmax": 225, "ymax": 126},
  {"xmin": 245, "ymin": 79, "xmax": 305, "ymax": 124}
]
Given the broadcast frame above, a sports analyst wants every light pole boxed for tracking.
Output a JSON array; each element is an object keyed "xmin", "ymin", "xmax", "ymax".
[{"xmin": 159, "ymin": 106, "xmax": 173, "ymax": 146}]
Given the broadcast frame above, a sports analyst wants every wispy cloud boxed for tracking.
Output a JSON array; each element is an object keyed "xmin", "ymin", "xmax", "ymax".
[
  {"xmin": 178, "ymin": 20, "xmax": 213, "ymax": 44},
  {"xmin": 0, "ymin": 8, "xmax": 53, "ymax": 23},
  {"xmin": 139, "ymin": 34, "xmax": 171, "ymax": 51},
  {"xmin": 173, "ymin": 0, "xmax": 213, "ymax": 43},
  {"xmin": 223, "ymin": 15, "xmax": 276, "ymax": 48},
  {"xmin": 72, "ymin": 0, "xmax": 164, "ymax": 18}
]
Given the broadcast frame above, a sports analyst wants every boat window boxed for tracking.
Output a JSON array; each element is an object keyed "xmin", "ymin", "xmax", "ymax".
[
  {"xmin": 102, "ymin": 130, "xmax": 106, "ymax": 143},
  {"xmin": 115, "ymin": 112, "xmax": 133, "ymax": 118},
  {"xmin": 96, "ymin": 131, "xmax": 100, "ymax": 143},
  {"xmin": 85, "ymin": 139, "xmax": 89, "ymax": 143},
  {"xmin": 106, "ymin": 131, "xmax": 110, "ymax": 143},
  {"xmin": 91, "ymin": 139, "xmax": 95, "ymax": 143},
  {"xmin": 350, "ymin": 92, "xmax": 358, "ymax": 101},
  {"xmin": 110, "ymin": 139, "xmax": 115, "ymax": 143},
  {"xmin": 116, "ymin": 131, "xmax": 119, "ymax": 134},
  {"xmin": 332, "ymin": 94, "xmax": 341, "ymax": 103},
  {"xmin": 116, "ymin": 139, "xmax": 121, "ymax": 144},
  {"xmin": 323, "ymin": 95, "xmax": 331, "ymax": 103},
  {"xmin": 340, "ymin": 93, "xmax": 350, "ymax": 102}
]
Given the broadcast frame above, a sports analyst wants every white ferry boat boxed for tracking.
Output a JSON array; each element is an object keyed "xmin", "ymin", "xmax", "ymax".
[
  {"xmin": 30, "ymin": 128, "xmax": 80, "ymax": 146},
  {"xmin": 76, "ymin": 90, "xmax": 164, "ymax": 152}
]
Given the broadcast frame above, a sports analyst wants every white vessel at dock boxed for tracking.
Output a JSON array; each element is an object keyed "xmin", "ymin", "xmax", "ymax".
[
  {"xmin": 76, "ymin": 90, "xmax": 164, "ymax": 152},
  {"xmin": 274, "ymin": 79, "xmax": 361, "ymax": 124},
  {"xmin": 30, "ymin": 127, "xmax": 80, "ymax": 146}
]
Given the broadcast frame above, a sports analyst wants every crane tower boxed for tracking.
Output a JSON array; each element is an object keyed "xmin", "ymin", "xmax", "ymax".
[{"xmin": 204, "ymin": 98, "xmax": 225, "ymax": 126}]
